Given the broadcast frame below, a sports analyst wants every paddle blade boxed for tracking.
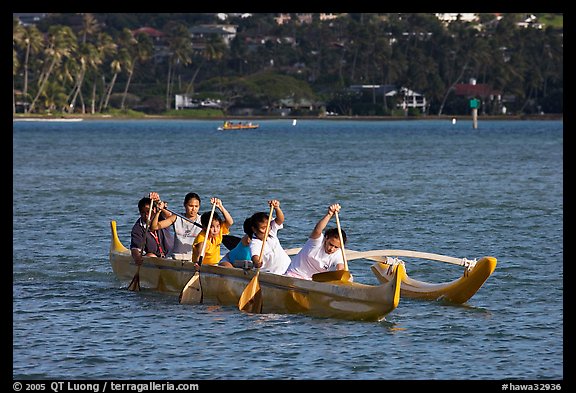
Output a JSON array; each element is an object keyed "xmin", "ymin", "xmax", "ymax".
[
  {"xmin": 128, "ymin": 266, "xmax": 141, "ymax": 291},
  {"xmin": 179, "ymin": 272, "xmax": 202, "ymax": 304},
  {"xmin": 238, "ymin": 272, "xmax": 262, "ymax": 313},
  {"xmin": 311, "ymin": 270, "xmax": 351, "ymax": 283},
  {"xmin": 286, "ymin": 291, "xmax": 310, "ymax": 312},
  {"xmin": 223, "ymin": 235, "xmax": 241, "ymax": 250}
]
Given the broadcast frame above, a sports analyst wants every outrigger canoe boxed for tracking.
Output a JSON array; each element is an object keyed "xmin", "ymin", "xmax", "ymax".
[
  {"xmin": 342, "ymin": 249, "xmax": 497, "ymax": 304},
  {"xmin": 109, "ymin": 221, "xmax": 402, "ymax": 321},
  {"xmin": 217, "ymin": 121, "xmax": 259, "ymax": 131}
]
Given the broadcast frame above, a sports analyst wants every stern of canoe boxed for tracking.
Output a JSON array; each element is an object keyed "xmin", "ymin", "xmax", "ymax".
[{"xmin": 110, "ymin": 220, "xmax": 196, "ymax": 293}]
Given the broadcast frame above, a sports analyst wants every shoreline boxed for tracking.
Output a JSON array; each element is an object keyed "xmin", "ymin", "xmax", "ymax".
[{"xmin": 12, "ymin": 113, "xmax": 563, "ymax": 121}]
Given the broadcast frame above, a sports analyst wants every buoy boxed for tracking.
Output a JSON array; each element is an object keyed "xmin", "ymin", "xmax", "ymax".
[
  {"xmin": 452, "ymin": 118, "xmax": 456, "ymax": 125},
  {"xmin": 292, "ymin": 119, "xmax": 297, "ymax": 126}
]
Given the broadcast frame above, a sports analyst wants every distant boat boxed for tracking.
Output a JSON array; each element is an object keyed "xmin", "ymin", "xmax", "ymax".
[
  {"xmin": 217, "ymin": 121, "xmax": 259, "ymax": 131},
  {"xmin": 13, "ymin": 117, "xmax": 84, "ymax": 122}
]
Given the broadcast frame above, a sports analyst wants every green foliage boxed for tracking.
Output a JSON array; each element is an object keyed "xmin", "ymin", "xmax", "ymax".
[
  {"xmin": 13, "ymin": 13, "xmax": 563, "ymax": 116},
  {"xmin": 247, "ymin": 72, "xmax": 316, "ymax": 102},
  {"xmin": 106, "ymin": 108, "xmax": 147, "ymax": 117}
]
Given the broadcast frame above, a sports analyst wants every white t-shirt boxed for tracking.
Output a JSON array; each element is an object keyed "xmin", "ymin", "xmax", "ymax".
[
  {"xmin": 249, "ymin": 220, "xmax": 291, "ymax": 275},
  {"xmin": 284, "ymin": 233, "xmax": 344, "ymax": 280},
  {"xmin": 171, "ymin": 215, "xmax": 202, "ymax": 260}
]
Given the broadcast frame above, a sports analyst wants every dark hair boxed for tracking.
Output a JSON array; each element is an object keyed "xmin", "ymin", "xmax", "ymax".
[
  {"xmin": 184, "ymin": 192, "xmax": 201, "ymax": 205},
  {"xmin": 325, "ymin": 228, "xmax": 346, "ymax": 244},
  {"xmin": 138, "ymin": 197, "xmax": 152, "ymax": 213},
  {"xmin": 243, "ymin": 217, "xmax": 254, "ymax": 237},
  {"xmin": 250, "ymin": 211, "xmax": 269, "ymax": 231},
  {"xmin": 201, "ymin": 210, "xmax": 222, "ymax": 229}
]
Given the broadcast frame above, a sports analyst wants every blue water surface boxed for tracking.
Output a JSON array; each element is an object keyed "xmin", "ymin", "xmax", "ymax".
[{"xmin": 12, "ymin": 119, "xmax": 563, "ymax": 381}]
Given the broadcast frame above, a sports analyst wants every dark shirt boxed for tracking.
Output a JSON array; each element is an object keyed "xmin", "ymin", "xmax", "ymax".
[{"xmin": 130, "ymin": 216, "xmax": 173, "ymax": 257}]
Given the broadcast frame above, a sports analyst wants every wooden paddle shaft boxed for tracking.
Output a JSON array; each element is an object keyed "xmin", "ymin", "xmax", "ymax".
[
  {"xmin": 238, "ymin": 203, "xmax": 273, "ymax": 312},
  {"xmin": 335, "ymin": 211, "xmax": 348, "ymax": 271},
  {"xmin": 140, "ymin": 196, "xmax": 155, "ymax": 257},
  {"xmin": 258, "ymin": 205, "xmax": 275, "ymax": 264},
  {"xmin": 129, "ymin": 196, "xmax": 154, "ymax": 291},
  {"xmin": 198, "ymin": 202, "xmax": 217, "ymax": 263}
]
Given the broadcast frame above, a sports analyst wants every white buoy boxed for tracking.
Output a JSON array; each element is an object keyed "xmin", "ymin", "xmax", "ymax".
[
  {"xmin": 452, "ymin": 118, "xmax": 456, "ymax": 125},
  {"xmin": 292, "ymin": 119, "xmax": 297, "ymax": 126}
]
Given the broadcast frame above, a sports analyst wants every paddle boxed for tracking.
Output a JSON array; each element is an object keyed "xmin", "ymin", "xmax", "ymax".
[
  {"xmin": 128, "ymin": 197, "xmax": 154, "ymax": 291},
  {"xmin": 179, "ymin": 201, "xmax": 217, "ymax": 304},
  {"xmin": 335, "ymin": 210, "xmax": 348, "ymax": 271},
  {"xmin": 163, "ymin": 206, "xmax": 240, "ymax": 250},
  {"xmin": 238, "ymin": 204, "xmax": 274, "ymax": 313},
  {"xmin": 164, "ymin": 207, "xmax": 202, "ymax": 228},
  {"xmin": 311, "ymin": 209, "xmax": 351, "ymax": 283}
]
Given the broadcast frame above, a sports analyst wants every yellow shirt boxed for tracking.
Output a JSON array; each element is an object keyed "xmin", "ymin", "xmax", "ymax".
[{"xmin": 192, "ymin": 223, "xmax": 230, "ymax": 265}]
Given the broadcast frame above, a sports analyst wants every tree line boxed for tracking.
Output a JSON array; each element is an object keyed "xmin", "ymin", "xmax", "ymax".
[{"xmin": 12, "ymin": 13, "xmax": 563, "ymax": 116}]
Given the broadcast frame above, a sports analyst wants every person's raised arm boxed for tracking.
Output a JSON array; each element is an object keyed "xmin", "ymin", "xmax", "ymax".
[
  {"xmin": 150, "ymin": 200, "xmax": 176, "ymax": 230},
  {"xmin": 212, "ymin": 197, "xmax": 233, "ymax": 228},
  {"xmin": 310, "ymin": 203, "xmax": 340, "ymax": 239},
  {"xmin": 270, "ymin": 199, "xmax": 284, "ymax": 225}
]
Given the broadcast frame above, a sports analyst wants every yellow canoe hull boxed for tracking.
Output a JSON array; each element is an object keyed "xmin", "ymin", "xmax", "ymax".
[{"xmin": 109, "ymin": 221, "xmax": 401, "ymax": 321}]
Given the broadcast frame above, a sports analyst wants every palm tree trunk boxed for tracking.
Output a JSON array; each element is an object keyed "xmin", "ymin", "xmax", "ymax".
[
  {"xmin": 165, "ymin": 60, "xmax": 173, "ymax": 111},
  {"xmin": 13, "ymin": 78, "xmax": 16, "ymax": 114},
  {"xmin": 438, "ymin": 60, "xmax": 469, "ymax": 116},
  {"xmin": 28, "ymin": 58, "xmax": 57, "ymax": 113},
  {"xmin": 91, "ymin": 76, "xmax": 97, "ymax": 114},
  {"xmin": 185, "ymin": 60, "xmax": 205, "ymax": 96},
  {"xmin": 121, "ymin": 64, "xmax": 135, "ymax": 111},
  {"xmin": 79, "ymin": 90, "xmax": 86, "ymax": 114},
  {"xmin": 69, "ymin": 69, "xmax": 86, "ymax": 113},
  {"xmin": 103, "ymin": 72, "xmax": 118, "ymax": 111},
  {"xmin": 23, "ymin": 43, "xmax": 31, "ymax": 113}
]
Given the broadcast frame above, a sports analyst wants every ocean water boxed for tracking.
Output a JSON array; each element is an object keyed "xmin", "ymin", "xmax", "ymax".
[{"xmin": 12, "ymin": 119, "xmax": 563, "ymax": 381}]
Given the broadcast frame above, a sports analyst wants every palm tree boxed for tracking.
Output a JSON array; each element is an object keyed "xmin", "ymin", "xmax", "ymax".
[
  {"xmin": 13, "ymin": 20, "xmax": 44, "ymax": 113},
  {"xmin": 435, "ymin": 21, "xmax": 473, "ymax": 116},
  {"xmin": 101, "ymin": 57, "xmax": 124, "ymax": 112},
  {"xmin": 163, "ymin": 22, "xmax": 193, "ymax": 110},
  {"xmin": 121, "ymin": 30, "xmax": 153, "ymax": 111},
  {"xmin": 91, "ymin": 32, "xmax": 117, "ymax": 114},
  {"xmin": 64, "ymin": 13, "xmax": 103, "ymax": 114},
  {"xmin": 68, "ymin": 13, "xmax": 102, "ymax": 113},
  {"xmin": 79, "ymin": 13, "xmax": 100, "ymax": 44},
  {"xmin": 67, "ymin": 42, "xmax": 101, "ymax": 113},
  {"xmin": 13, "ymin": 45, "xmax": 20, "ymax": 114},
  {"xmin": 13, "ymin": 19, "xmax": 25, "ymax": 114},
  {"xmin": 185, "ymin": 34, "xmax": 226, "ymax": 96},
  {"xmin": 28, "ymin": 25, "xmax": 77, "ymax": 113}
]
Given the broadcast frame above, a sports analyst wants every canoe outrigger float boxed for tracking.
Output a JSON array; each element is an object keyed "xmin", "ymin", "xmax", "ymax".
[
  {"xmin": 344, "ymin": 249, "xmax": 497, "ymax": 304},
  {"xmin": 109, "ymin": 221, "xmax": 402, "ymax": 321}
]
